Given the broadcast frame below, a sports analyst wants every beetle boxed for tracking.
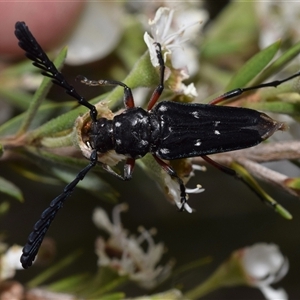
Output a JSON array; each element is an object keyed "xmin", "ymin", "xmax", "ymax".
[{"xmin": 14, "ymin": 21, "xmax": 300, "ymax": 269}]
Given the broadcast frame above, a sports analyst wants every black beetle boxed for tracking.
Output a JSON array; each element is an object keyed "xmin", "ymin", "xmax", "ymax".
[{"xmin": 14, "ymin": 21, "xmax": 297, "ymax": 268}]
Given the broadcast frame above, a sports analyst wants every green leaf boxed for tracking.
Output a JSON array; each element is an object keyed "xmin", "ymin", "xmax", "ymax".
[
  {"xmin": 106, "ymin": 50, "xmax": 159, "ymax": 108},
  {"xmin": 201, "ymin": 1, "xmax": 258, "ymax": 59},
  {"xmin": 245, "ymin": 100, "xmax": 300, "ymax": 116},
  {"xmin": 96, "ymin": 293, "xmax": 126, "ymax": 300},
  {"xmin": 0, "ymin": 88, "xmax": 36, "ymax": 111},
  {"xmin": 0, "ymin": 101, "xmax": 75, "ymax": 137},
  {"xmin": 21, "ymin": 147, "xmax": 119, "ymax": 203},
  {"xmin": 28, "ymin": 92, "xmax": 106, "ymax": 141},
  {"xmin": 250, "ymin": 40, "xmax": 300, "ymax": 86},
  {"xmin": 0, "ymin": 176, "xmax": 23, "ymax": 201},
  {"xmin": 28, "ymin": 104, "xmax": 86, "ymax": 141},
  {"xmin": 50, "ymin": 166, "xmax": 119, "ymax": 203},
  {"xmin": 47, "ymin": 273, "xmax": 90, "ymax": 293},
  {"xmin": 9, "ymin": 163, "xmax": 61, "ymax": 185},
  {"xmin": 226, "ymin": 40, "xmax": 281, "ymax": 91},
  {"xmin": 231, "ymin": 162, "xmax": 292, "ymax": 220}
]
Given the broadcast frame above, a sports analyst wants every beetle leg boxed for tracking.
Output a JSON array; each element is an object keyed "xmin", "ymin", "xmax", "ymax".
[
  {"xmin": 20, "ymin": 150, "xmax": 98, "ymax": 269},
  {"xmin": 76, "ymin": 76, "xmax": 135, "ymax": 108},
  {"xmin": 124, "ymin": 158, "xmax": 135, "ymax": 180},
  {"xmin": 147, "ymin": 43, "xmax": 165, "ymax": 111},
  {"xmin": 102, "ymin": 158, "xmax": 135, "ymax": 181},
  {"xmin": 152, "ymin": 155, "xmax": 188, "ymax": 211}
]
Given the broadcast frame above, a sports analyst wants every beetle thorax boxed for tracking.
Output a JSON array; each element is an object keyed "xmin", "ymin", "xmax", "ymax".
[{"xmin": 89, "ymin": 118, "xmax": 114, "ymax": 153}]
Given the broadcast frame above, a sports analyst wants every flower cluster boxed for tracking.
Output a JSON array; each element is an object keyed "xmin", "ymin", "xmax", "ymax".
[
  {"xmin": 240, "ymin": 243, "xmax": 289, "ymax": 300},
  {"xmin": 93, "ymin": 204, "xmax": 173, "ymax": 289},
  {"xmin": 144, "ymin": 7, "xmax": 207, "ymax": 98}
]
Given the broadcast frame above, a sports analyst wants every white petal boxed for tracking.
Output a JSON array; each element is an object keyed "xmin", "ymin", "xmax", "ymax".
[
  {"xmin": 149, "ymin": 7, "xmax": 173, "ymax": 42},
  {"xmin": 1, "ymin": 245, "xmax": 23, "ymax": 280},
  {"xmin": 65, "ymin": 2, "xmax": 123, "ymax": 65},
  {"xmin": 175, "ymin": 8, "xmax": 208, "ymax": 38},
  {"xmin": 259, "ymin": 285, "xmax": 288, "ymax": 300},
  {"xmin": 181, "ymin": 82, "xmax": 198, "ymax": 98},
  {"xmin": 143, "ymin": 32, "xmax": 159, "ymax": 67},
  {"xmin": 169, "ymin": 46, "xmax": 187, "ymax": 70},
  {"xmin": 242, "ymin": 243, "xmax": 288, "ymax": 285},
  {"xmin": 92, "ymin": 208, "xmax": 114, "ymax": 234}
]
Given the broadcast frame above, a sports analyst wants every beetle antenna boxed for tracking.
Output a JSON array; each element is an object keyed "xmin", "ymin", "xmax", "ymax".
[
  {"xmin": 20, "ymin": 150, "xmax": 98, "ymax": 269},
  {"xmin": 14, "ymin": 21, "xmax": 98, "ymax": 122}
]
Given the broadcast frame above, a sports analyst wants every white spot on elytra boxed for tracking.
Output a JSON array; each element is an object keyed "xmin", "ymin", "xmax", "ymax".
[
  {"xmin": 214, "ymin": 130, "xmax": 220, "ymax": 135},
  {"xmin": 191, "ymin": 111, "xmax": 200, "ymax": 119},
  {"xmin": 141, "ymin": 117, "xmax": 148, "ymax": 124},
  {"xmin": 158, "ymin": 105, "xmax": 168, "ymax": 112},
  {"xmin": 214, "ymin": 121, "xmax": 220, "ymax": 127},
  {"xmin": 140, "ymin": 140, "xmax": 148, "ymax": 146},
  {"xmin": 194, "ymin": 139, "xmax": 202, "ymax": 146},
  {"xmin": 116, "ymin": 139, "xmax": 122, "ymax": 145},
  {"xmin": 115, "ymin": 122, "xmax": 121, "ymax": 127},
  {"xmin": 160, "ymin": 148, "xmax": 170, "ymax": 154}
]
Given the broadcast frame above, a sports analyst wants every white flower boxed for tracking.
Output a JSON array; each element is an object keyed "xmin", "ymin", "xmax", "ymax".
[
  {"xmin": 144, "ymin": 7, "xmax": 208, "ymax": 97},
  {"xmin": 0, "ymin": 244, "xmax": 23, "ymax": 280},
  {"xmin": 185, "ymin": 243, "xmax": 288, "ymax": 300},
  {"xmin": 162, "ymin": 170, "xmax": 204, "ymax": 213},
  {"xmin": 93, "ymin": 204, "xmax": 173, "ymax": 289},
  {"xmin": 240, "ymin": 243, "xmax": 289, "ymax": 300},
  {"xmin": 144, "ymin": 7, "xmax": 206, "ymax": 71}
]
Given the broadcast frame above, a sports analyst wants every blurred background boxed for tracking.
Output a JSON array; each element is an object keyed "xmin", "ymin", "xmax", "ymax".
[{"xmin": 1, "ymin": 1, "xmax": 300, "ymax": 299}]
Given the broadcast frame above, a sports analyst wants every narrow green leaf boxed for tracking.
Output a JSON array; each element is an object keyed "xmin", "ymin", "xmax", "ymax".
[
  {"xmin": 231, "ymin": 162, "xmax": 292, "ymax": 220},
  {"xmin": 47, "ymin": 273, "xmax": 90, "ymax": 293},
  {"xmin": 201, "ymin": 1, "xmax": 257, "ymax": 59},
  {"xmin": 245, "ymin": 101, "xmax": 300, "ymax": 116},
  {"xmin": 96, "ymin": 293, "xmax": 125, "ymax": 300},
  {"xmin": 173, "ymin": 256, "xmax": 213, "ymax": 277},
  {"xmin": 89, "ymin": 275, "xmax": 129, "ymax": 299},
  {"xmin": 0, "ymin": 176, "xmax": 23, "ymax": 201},
  {"xmin": 250, "ymin": 40, "xmax": 300, "ymax": 86},
  {"xmin": 107, "ymin": 50, "xmax": 158, "ymax": 108},
  {"xmin": 28, "ymin": 92, "xmax": 106, "ymax": 141},
  {"xmin": 1, "ymin": 57, "xmax": 39, "ymax": 76},
  {"xmin": 21, "ymin": 147, "xmax": 119, "ymax": 203},
  {"xmin": 0, "ymin": 101, "xmax": 75, "ymax": 137},
  {"xmin": 9, "ymin": 163, "xmax": 61, "ymax": 185},
  {"xmin": 29, "ymin": 105, "xmax": 87, "ymax": 140},
  {"xmin": 50, "ymin": 166, "xmax": 119, "ymax": 203},
  {"xmin": 226, "ymin": 41, "xmax": 281, "ymax": 91},
  {"xmin": 0, "ymin": 88, "xmax": 35, "ymax": 110}
]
